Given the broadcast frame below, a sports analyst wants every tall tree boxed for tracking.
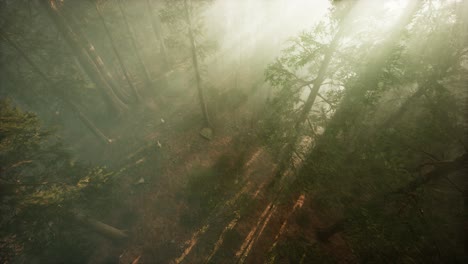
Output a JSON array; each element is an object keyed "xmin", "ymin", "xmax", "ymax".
[
  {"xmin": 64, "ymin": 10, "xmax": 131, "ymax": 105},
  {"xmin": 39, "ymin": 0, "xmax": 127, "ymax": 115},
  {"xmin": 321, "ymin": 0, "xmax": 423, "ymax": 142},
  {"xmin": 146, "ymin": 0, "xmax": 170, "ymax": 71},
  {"xmin": 0, "ymin": 28, "xmax": 112, "ymax": 145},
  {"xmin": 117, "ymin": 0, "xmax": 153, "ymax": 89},
  {"xmin": 293, "ymin": 2, "xmax": 467, "ymax": 258},
  {"xmin": 264, "ymin": 0, "xmax": 355, "ymax": 176},
  {"xmin": 92, "ymin": 0, "xmax": 141, "ymax": 102},
  {"xmin": 183, "ymin": 0, "xmax": 211, "ymax": 128}
]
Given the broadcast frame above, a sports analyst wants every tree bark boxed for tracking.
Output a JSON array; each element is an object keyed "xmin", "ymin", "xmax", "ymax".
[
  {"xmin": 72, "ymin": 103, "xmax": 112, "ymax": 145},
  {"xmin": 64, "ymin": 12, "xmax": 131, "ymax": 105},
  {"xmin": 274, "ymin": 1, "xmax": 354, "ymax": 178},
  {"xmin": 0, "ymin": 28, "xmax": 112, "ymax": 145},
  {"xmin": 0, "ymin": 30, "xmax": 51, "ymax": 84},
  {"xmin": 93, "ymin": 0, "xmax": 140, "ymax": 102},
  {"xmin": 117, "ymin": 0, "xmax": 153, "ymax": 88},
  {"xmin": 70, "ymin": 211, "xmax": 128, "ymax": 240},
  {"xmin": 322, "ymin": 0, "xmax": 423, "ymax": 141},
  {"xmin": 146, "ymin": 0, "xmax": 170, "ymax": 71},
  {"xmin": 294, "ymin": 24, "xmax": 346, "ymax": 131},
  {"xmin": 39, "ymin": 0, "xmax": 127, "ymax": 115},
  {"xmin": 183, "ymin": 0, "xmax": 211, "ymax": 128}
]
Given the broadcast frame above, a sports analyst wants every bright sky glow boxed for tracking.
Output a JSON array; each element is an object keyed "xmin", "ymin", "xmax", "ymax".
[
  {"xmin": 204, "ymin": 0, "xmax": 331, "ymax": 62},
  {"xmin": 384, "ymin": 0, "xmax": 407, "ymax": 12}
]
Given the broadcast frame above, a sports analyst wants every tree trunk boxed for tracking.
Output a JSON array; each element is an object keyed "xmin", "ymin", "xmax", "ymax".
[
  {"xmin": 93, "ymin": 1, "xmax": 140, "ymax": 102},
  {"xmin": 183, "ymin": 0, "xmax": 211, "ymax": 128},
  {"xmin": 322, "ymin": 0, "xmax": 423, "ymax": 141},
  {"xmin": 70, "ymin": 211, "xmax": 128, "ymax": 240},
  {"xmin": 72, "ymin": 104, "xmax": 112, "ymax": 145},
  {"xmin": 117, "ymin": 0, "xmax": 153, "ymax": 88},
  {"xmin": 274, "ymin": 1, "xmax": 354, "ymax": 177},
  {"xmin": 294, "ymin": 25, "xmax": 346, "ymax": 131},
  {"xmin": 39, "ymin": 0, "xmax": 127, "ymax": 115},
  {"xmin": 0, "ymin": 28, "xmax": 112, "ymax": 145},
  {"xmin": 146, "ymin": 0, "xmax": 170, "ymax": 71},
  {"xmin": 64, "ymin": 12, "xmax": 131, "ymax": 105},
  {"xmin": 0, "ymin": 30, "xmax": 51, "ymax": 84}
]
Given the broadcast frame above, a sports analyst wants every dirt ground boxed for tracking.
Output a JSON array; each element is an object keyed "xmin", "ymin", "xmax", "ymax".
[{"xmin": 77, "ymin": 102, "xmax": 352, "ymax": 264}]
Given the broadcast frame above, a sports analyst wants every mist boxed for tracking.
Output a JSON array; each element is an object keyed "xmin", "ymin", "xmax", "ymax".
[{"xmin": 1, "ymin": 0, "xmax": 467, "ymax": 263}]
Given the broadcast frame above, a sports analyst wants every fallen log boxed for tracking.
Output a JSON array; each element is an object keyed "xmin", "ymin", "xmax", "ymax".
[
  {"xmin": 72, "ymin": 104, "xmax": 113, "ymax": 145},
  {"xmin": 70, "ymin": 211, "xmax": 128, "ymax": 241}
]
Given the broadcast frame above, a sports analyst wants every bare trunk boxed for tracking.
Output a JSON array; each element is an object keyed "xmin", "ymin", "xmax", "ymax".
[
  {"xmin": 184, "ymin": 0, "xmax": 211, "ymax": 128},
  {"xmin": 146, "ymin": 0, "xmax": 170, "ymax": 71},
  {"xmin": 274, "ymin": 4, "xmax": 352, "ymax": 177},
  {"xmin": 93, "ymin": 1, "xmax": 140, "ymax": 102},
  {"xmin": 70, "ymin": 211, "xmax": 128, "ymax": 240},
  {"xmin": 0, "ymin": 30, "xmax": 51, "ymax": 84},
  {"xmin": 0, "ymin": 28, "xmax": 112, "ymax": 145},
  {"xmin": 294, "ymin": 25, "xmax": 346, "ymax": 131},
  {"xmin": 39, "ymin": 0, "xmax": 127, "ymax": 115},
  {"xmin": 117, "ymin": 0, "xmax": 153, "ymax": 88},
  {"xmin": 72, "ymin": 104, "xmax": 112, "ymax": 145},
  {"xmin": 64, "ymin": 13, "xmax": 131, "ymax": 105}
]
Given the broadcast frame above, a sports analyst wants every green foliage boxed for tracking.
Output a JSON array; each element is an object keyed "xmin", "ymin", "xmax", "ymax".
[
  {"xmin": 260, "ymin": 18, "xmax": 353, "ymax": 152},
  {"xmin": 0, "ymin": 99, "xmax": 48, "ymax": 167},
  {"xmin": 0, "ymin": 100, "xmax": 116, "ymax": 262},
  {"xmin": 161, "ymin": 0, "xmax": 218, "ymax": 60},
  {"xmin": 263, "ymin": 1, "xmax": 467, "ymax": 262}
]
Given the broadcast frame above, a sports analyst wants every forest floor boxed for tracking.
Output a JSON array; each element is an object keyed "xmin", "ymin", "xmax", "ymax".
[{"xmin": 74, "ymin": 87, "xmax": 356, "ymax": 264}]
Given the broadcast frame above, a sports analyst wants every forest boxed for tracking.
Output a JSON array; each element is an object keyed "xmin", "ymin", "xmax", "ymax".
[{"xmin": 0, "ymin": 0, "xmax": 467, "ymax": 263}]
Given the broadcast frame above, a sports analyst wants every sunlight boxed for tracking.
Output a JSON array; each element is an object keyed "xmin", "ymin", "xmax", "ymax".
[
  {"xmin": 2, "ymin": 0, "xmax": 466, "ymax": 262},
  {"xmin": 384, "ymin": 0, "xmax": 407, "ymax": 12},
  {"xmin": 204, "ymin": 0, "xmax": 331, "ymax": 62}
]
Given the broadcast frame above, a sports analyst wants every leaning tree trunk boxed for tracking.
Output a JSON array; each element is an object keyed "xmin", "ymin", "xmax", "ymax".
[
  {"xmin": 293, "ymin": 0, "xmax": 357, "ymax": 130},
  {"xmin": 0, "ymin": 29, "xmax": 112, "ymax": 145},
  {"xmin": 72, "ymin": 104, "xmax": 113, "ymax": 145},
  {"xmin": 274, "ymin": 1, "xmax": 354, "ymax": 178},
  {"xmin": 39, "ymin": 0, "xmax": 127, "ymax": 115},
  {"xmin": 93, "ymin": 0, "xmax": 140, "ymax": 102},
  {"xmin": 64, "ymin": 12, "xmax": 131, "ymax": 105},
  {"xmin": 183, "ymin": 0, "xmax": 211, "ymax": 128},
  {"xmin": 117, "ymin": 0, "xmax": 153, "ymax": 89},
  {"xmin": 321, "ymin": 0, "xmax": 423, "ymax": 142},
  {"xmin": 294, "ymin": 22, "xmax": 347, "ymax": 131},
  {"xmin": 146, "ymin": 0, "xmax": 170, "ymax": 71},
  {"xmin": 305, "ymin": 2, "xmax": 426, "ymax": 239},
  {"xmin": 69, "ymin": 210, "xmax": 128, "ymax": 240}
]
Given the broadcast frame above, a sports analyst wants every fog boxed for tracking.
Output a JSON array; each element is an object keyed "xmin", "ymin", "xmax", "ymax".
[{"xmin": 0, "ymin": 0, "xmax": 467, "ymax": 263}]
